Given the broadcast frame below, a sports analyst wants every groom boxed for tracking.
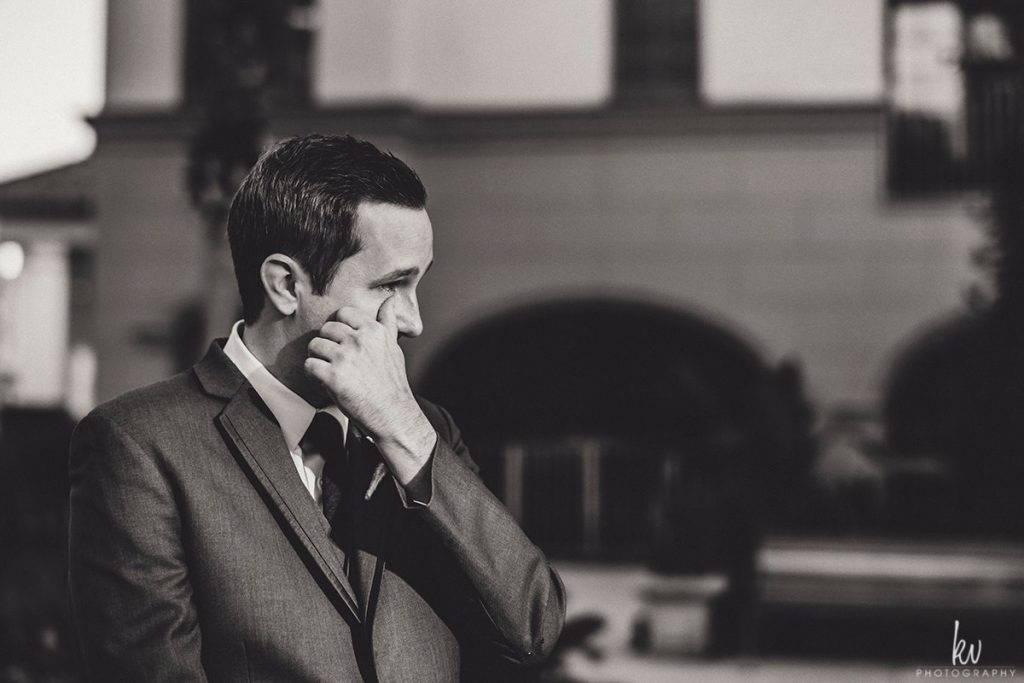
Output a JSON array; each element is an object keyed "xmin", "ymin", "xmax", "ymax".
[{"xmin": 68, "ymin": 134, "xmax": 565, "ymax": 681}]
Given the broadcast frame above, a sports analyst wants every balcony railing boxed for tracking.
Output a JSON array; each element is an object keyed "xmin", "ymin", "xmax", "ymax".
[{"xmin": 483, "ymin": 434, "xmax": 754, "ymax": 569}]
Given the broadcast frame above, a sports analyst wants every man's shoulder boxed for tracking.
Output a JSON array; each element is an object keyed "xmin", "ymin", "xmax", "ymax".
[{"xmin": 84, "ymin": 369, "xmax": 211, "ymax": 435}]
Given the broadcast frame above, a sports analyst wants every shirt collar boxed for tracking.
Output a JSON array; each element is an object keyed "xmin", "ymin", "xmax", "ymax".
[{"xmin": 223, "ymin": 320, "xmax": 348, "ymax": 452}]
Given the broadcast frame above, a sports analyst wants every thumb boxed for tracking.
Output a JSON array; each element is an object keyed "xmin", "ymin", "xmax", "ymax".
[{"xmin": 377, "ymin": 295, "xmax": 398, "ymax": 338}]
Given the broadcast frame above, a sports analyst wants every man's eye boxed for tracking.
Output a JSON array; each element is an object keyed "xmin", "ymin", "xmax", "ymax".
[{"xmin": 378, "ymin": 283, "xmax": 398, "ymax": 294}]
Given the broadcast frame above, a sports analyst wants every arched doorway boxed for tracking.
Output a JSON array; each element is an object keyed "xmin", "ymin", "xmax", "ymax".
[
  {"xmin": 417, "ymin": 297, "xmax": 810, "ymax": 565},
  {"xmin": 883, "ymin": 310, "xmax": 1024, "ymax": 538}
]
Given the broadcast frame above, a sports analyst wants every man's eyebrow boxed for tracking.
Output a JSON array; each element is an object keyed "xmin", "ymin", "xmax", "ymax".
[{"xmin": 370, "ymin": 260, "xmax": 433, "ymax": 285}]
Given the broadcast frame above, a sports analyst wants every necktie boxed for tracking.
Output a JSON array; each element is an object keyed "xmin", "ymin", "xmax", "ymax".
[{"xmin": 302, "ymin": 412, "xmax": 351, "ymax": 552}]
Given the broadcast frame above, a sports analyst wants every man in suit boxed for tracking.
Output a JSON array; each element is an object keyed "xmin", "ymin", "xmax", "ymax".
[{"xmin": 68, "ymin": 134, "xmax": 565, "ymax": 681}]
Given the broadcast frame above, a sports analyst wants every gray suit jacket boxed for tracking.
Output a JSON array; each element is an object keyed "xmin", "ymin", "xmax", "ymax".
[{"xmin": 68, "ymin": 341, "xmax": 565, "ymax": 682}]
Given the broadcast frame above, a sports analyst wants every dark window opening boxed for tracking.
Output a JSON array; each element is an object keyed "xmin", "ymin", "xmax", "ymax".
[
  {"xmin": 886, "ymin": 0, "xmax": 1024, "ymax": 197},
  {"xmin": 184, "ymin": 0, "xmax": 316, "ymax": 109},
  {"xmin": 68, "ymin": 247, "xmax": 95, "ymax": 346},
  {"xmin": 616, "ymin": 0, "xmax": 700, "ymax": 105}
]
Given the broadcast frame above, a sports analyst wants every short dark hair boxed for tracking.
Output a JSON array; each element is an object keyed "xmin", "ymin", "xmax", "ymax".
[{"xmin": 227, "ymin": 133, "xmax": 427, "ymax": 323}]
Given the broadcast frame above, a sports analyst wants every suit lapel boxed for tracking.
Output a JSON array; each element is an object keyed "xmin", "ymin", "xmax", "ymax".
[{"xmin": 216, "ymin": 378, "xmax": 362, "ymax": 623}]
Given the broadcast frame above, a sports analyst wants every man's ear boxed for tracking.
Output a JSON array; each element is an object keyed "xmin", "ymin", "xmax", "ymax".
[{"xmin": 259, "ymin": 254, "xmax": 301, "ymax": 317}]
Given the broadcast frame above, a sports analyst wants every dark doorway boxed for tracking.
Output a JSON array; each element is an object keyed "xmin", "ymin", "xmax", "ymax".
[
  {"xmin": 416, "ymin": 298, "xmax": 811, "ymax": 564},
  {"xmin": 883, "ymin": 310, "xmax": 1024, "ymax": 539}
]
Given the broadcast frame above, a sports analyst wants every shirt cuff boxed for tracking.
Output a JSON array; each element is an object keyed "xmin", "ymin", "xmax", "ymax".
[{"xmin": 392, "ymin": 444, "xmax": 435, "ymax": 508}]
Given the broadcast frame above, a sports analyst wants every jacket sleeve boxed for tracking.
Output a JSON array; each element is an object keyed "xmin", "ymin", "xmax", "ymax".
[
  {"xmin": 68, "ymin": 412, "xmax": 208, "ymax": 682},
  {"xmin": 413, "ymin": 402, "xmax": 566, "ymax": 667}
]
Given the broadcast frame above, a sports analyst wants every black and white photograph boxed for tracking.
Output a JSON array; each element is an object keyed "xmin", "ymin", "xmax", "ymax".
[{"xmin": 1, "ymin": 1, "xmax": 1023, "ymax": 681}]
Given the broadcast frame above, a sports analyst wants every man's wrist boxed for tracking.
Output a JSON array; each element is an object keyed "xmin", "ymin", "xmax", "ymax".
[{"xmin": 375, "ymin": 410, "xmax": 437, "ymax": 485}]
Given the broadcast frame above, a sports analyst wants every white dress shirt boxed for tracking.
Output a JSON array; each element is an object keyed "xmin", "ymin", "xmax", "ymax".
[{"xmin": 223, "ymin": 321, "xmax": 348, "ymax": 504}]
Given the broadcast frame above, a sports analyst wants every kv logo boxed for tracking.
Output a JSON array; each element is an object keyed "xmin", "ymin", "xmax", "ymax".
[{"xmin": 951, "ymin": 620, "xmax": 982, "ymax": 665}]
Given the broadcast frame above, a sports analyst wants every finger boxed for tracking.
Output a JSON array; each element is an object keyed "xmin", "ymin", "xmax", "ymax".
[
  {"xmin": 377, "ymin": 295, "xmax": 398, "ymax": 339},
  {"xmin": 332, "ymin": 306, "xmax": 371, "ymax": 329},
  {"xmin": 304, "ymin": 357, "xmax": 332, "ymax": 383},
  {"xmin": 318, "ymin": 321, "xmax": 356, "ymax": 343},
  {"xmin": 307, "ymin": 336, "xmax": 340, "ymax": 361}
]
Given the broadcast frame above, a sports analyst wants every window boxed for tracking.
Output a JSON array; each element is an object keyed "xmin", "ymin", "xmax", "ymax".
[
  {"xmin": 887, "ymin": 0, "xmax": 1024, "ymax": 196},
  {"xmin": 615, "ymin": 0, "xmax": 700, "ymax": 104},
  {"xmin": 184, "ymin": 0, "xmax": 316, "ymax": 108}
]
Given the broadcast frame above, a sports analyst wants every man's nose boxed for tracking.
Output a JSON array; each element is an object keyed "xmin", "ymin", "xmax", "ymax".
[{"xmin": 396, "ymin": 293, "xmax": 423, "ymax": 339}]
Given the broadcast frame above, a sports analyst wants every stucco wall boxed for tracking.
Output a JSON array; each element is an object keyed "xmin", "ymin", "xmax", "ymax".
[
  {"xmin": 315, "ymin": 0, "xmax": 614, "ymax": 109},
  {"xmin": 91, "ymin": 139, "xmax": 202, "ymax": 401},
  {"xmin": 401, "ymin": 130, "xmax": 978, "ymax": 407},
  {"xmin": 90, "ymin": 119, "xmax": 981, "ymax": 409}
]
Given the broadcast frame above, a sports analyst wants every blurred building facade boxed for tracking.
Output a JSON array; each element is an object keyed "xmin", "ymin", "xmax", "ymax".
[
  {"xmin": 1, "ymin": 0, "xmax": 976, "ymax": 414},
  {"xmin": 5, "ymin": 0, "xmax": 1024, "ymax": 674},
  {"xmin": 2, "ymin": 0, "xmax": 996, "ymax": 561}
]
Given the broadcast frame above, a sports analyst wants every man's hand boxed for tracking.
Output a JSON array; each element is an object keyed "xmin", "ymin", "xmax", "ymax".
[{"xmin": 304, "ymin": 297, "xmax": 437, "ymax": 484}]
